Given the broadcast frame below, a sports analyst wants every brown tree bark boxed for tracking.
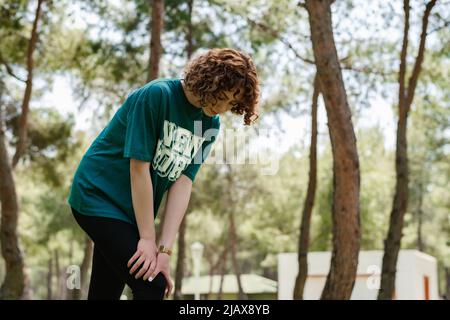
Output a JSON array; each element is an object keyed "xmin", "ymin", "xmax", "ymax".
[
  {"xmin": 204, "ymin": 258, "xmax": 213, "ymax": 300},
  {"xmin": 415, "ymin": 181, "xmax": 424, "ymax": 252},
  {"xmin": 0, "ymin": 0, "xmax": 45, "ymax": 300},
  {"xmin": 305, "ymin": 0, "xmax": 361, "ymax": 300},
  {"xmin": 47, "ymin": 257, "xmax": 53, "ymax": 300},
  {"xmin": 0, "ymin": 79, "xmax": 25, "ymax": 300},
  {"xmin": 12, "ymin": 0, "xmax": 44, "ymax": 168},
  {"xmin": 378, "ymin": 0, "xmax": 436, "ymax": 300},
  {"xmin": 293, "ymin": 74, "xmax": 320, "ymax": 300},
  {"xmin": 217, "ymin": 245, "xmax": 228, "ymax": 300},
  {"xmin": 73, "ymin": 236, "xmax": 93, "ymax": 300},
  {"xmin": 205, "ymin": 248, "xmax": 226, "ymax": 300},
  {"xmin": 225, "ymin": 164, "xmax": 247, "ymax": 300},
  {"xmin": 147, "ymin": 0, "xmax": 165, "ymax": 82},
  {"xmin": 173, "ymin": 214, "xmax": 187, "ymax": 300},
  {"xmin": 445, "ymin": 267, "xmax": 450, "ymax": 300},
  {"xmin": 229, "ymin": 212, "xmax": 247, "ymax": 300},
  {"xmin": 205, "ymin": 254, "xmax": 214, "ymax": 301},
  {"xmin": 66, "ymin": 239, "xmax": 74, "ymax": 299},
  {"xmin": 185, "ymin": 0, "xmax": 194, "ymax": 60},
  {"xmin": 54, "ymin": 249, "xmax": 62, "ymax": 299}
]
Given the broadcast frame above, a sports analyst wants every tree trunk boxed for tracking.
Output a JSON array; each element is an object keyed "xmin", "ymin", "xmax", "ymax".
[
  {"xmin": 305, "ymin": 0, "xmax": 361, "ymax": 300},
  {"xmin": 185, "ymin": 0, "xmax": 194, "ymax": 60},
  {"xmin": 47, "ymin": 257, "xmax": 53, "ymax": 300},
  {"xmin": 66, "ymin": 239, "xmax": 75, "ymax": 299},
  {"xmin": 206, "ymin": 248, "xmax": 226, "ymax": 300},
  {"xmin": 54, "ymin": 249, "xmax": 62, "ymax": 299},
  {"xmin": 205, "ymin": 257, "xmax": 213, "ymax": 301},
  {"xmin": 73, "ymin": 236, "xmax": 93, "ymax": 300},
  {"xmin": 0, "ymin": 78, "xmax": 26, "ymax": 300},
  {"xmin": 174, "ymin": 214, "xmax": 187, "ymax": 300},
  {"xmin": 12, "ymin": 0, "xmax": 44, "ymax": 168},
  {"xmin": 0, "ymin": 0, "xmax": 45, "ymax": 299},
  {"xmin": 205, "ymin": 250, "xmax": 215, "ymax": 301},
  {"xmin": 21, "ymin": 271, "xmax": 32, "ymax": 299},
  {"xmin": 229, "ymin": 212, "xmax": 247, "ymax": 300},
  {"xmin": 416, "ymin": 181, "xmax": 424, "ymax": 252},
  {"xmin": 147, "ymin": 0, "xmax": 165, "ymax": 82},
  {"xmin": 224, "ymin": 164, "xmax": 247, "ymax": 300},
  {"xmin": 378, "ymin": 0, "xmax": 436, "ymax": 300},
  {"xmin": 445, "ymin": 267, "xmax": 450, "ymax": 300},
  {"xmin": 217, "ymin": 246, "xmax": 228, "ymax": 300},
  {"xmin": 293, "ymin": 74, "xmax": 319, "ymax": 300}
]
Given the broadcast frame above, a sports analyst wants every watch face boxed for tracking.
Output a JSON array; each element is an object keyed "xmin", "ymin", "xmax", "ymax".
[{"xmin": 159, "ymin": 245, "xmax": 172, "ymax": 254}]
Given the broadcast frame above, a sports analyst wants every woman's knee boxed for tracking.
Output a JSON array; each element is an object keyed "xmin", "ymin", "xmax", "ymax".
[{"xmin": 130, "ymin": 272, "xmax": 167, "ymax": 300}]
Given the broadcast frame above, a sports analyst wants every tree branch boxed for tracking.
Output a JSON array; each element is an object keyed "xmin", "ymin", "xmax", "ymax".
[
  {"xmin": 297, "ymin": 1, "xmax": 307, "ymax": 9},
  {"xmin": 341, "ymin": 65, "xmax": 395, "ymax": 77},
  {"xmin": 427, "ymin": 19, "xmax": 450, "ymax": 34},
  {"xmin": 405, "ymin": 0, "xmax": 437, "ymax": 111},
  {"xmin": 398, "ymin": 0, "xmax": 410, "ymax": 111},
  {"xmin": 12, "ymin": 0, "xmax": 45, "ymax": 169},
  {"xmin": 245, "ymin": 17, "xmax": 315, "ymax": 65},
  {"xmin": 0, "ymin": 51, "xmax": 26, "ymax": 83}
]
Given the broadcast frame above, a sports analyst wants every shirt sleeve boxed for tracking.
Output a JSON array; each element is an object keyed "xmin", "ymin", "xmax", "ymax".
[
  {"xmin": 183, "ymin": 118, "xmax": 221, "ymax": 182},
  {"xmin": 123, "ymin": 84, "xmax": 164, "ymax": 162}
]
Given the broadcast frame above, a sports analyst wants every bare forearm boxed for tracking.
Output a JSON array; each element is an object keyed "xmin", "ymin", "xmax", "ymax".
[
  {"xmin": 130, "ymin": 164, "xmax": 156, "ymax": 240},
  {"xmin": 158, "ymin": 174, "xmax": 192, "ymax": 248}
]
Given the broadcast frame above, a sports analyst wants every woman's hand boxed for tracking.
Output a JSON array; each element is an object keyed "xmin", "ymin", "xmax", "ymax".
[
  {"xmin": 148, "ymin": 252, "xmax": 174, "ymax": 299},
  {"xmin": 127, "ymin": 238, "xmax": 158, "ymax": 280}
]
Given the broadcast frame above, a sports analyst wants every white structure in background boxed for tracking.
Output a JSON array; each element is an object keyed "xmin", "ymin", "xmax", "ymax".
[
  {"xmin": 181, "ymin": 274, "xmax": 277, "ymax": 299},
  {"xmin": 278, "ymin": 250, "xmax": 439, "ymax": 300}
]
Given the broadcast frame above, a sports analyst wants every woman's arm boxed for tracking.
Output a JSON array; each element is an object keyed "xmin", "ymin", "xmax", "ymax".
[
  {"xmin": 130, "ymin": 159, "xmax": 156, "ymax": 240},
  {"xmin": 127, "ymin": 158, "xmax": 158, "ymax": 279},
  {"xmin": 146, "ymin": 174, "xmax": 192, "ymax": 297},
  {"xmin": 158, "ymin": 174, "xmax": 193, "ymax": 248}
]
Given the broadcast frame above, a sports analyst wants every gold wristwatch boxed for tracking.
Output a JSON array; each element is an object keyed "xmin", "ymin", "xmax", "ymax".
[{"xmin": 158, "ymin": 245, "xmax": 172, "ymax": 256}]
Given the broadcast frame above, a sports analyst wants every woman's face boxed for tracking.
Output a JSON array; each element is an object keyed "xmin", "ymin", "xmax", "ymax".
[{"xmin": 202, "ymin": 88, "xmax": 243, "ymax": 117}]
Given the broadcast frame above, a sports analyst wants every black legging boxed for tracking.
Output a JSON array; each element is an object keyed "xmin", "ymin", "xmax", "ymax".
[{"xmin": 70, "ymin": 207, "xmax": 167, "ymax": 300}]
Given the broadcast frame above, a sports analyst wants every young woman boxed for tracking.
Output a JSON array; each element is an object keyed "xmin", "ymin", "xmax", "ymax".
[{"xmin": 67, "ymin": 48, "xmax": 260, "ymax": 300}]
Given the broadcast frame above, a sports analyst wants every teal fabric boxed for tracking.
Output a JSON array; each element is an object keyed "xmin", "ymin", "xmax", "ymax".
[{"xmin": 68, "ymin": 78, "xmax": 220, "ymax": 225}]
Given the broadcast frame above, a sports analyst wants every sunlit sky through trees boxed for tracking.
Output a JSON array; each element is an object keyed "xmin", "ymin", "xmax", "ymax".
[{"xmin": 32, "ymin": 0, "xmax": 447, "ymax": 156}]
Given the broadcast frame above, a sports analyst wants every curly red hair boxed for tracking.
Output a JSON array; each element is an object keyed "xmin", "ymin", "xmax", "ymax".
[{"xmin": 182, "ymin": 48, "xmax": 260, "ymax": 125}]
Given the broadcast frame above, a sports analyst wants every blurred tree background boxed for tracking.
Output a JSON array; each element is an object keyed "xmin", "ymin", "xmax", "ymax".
[{"xmin": 0, "ymin": 0, "xmax": 448, "ymax": 299}]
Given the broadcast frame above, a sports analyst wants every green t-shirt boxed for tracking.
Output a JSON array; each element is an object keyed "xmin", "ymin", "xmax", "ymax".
[{"xmin": 67, "ymin": 78, "xmax": 220, "ymax": 225}]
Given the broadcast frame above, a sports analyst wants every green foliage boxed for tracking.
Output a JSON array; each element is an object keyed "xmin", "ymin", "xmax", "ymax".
[{"xmin": 1, "ymin": 0, "xmax": 448, "ymax": 299}]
